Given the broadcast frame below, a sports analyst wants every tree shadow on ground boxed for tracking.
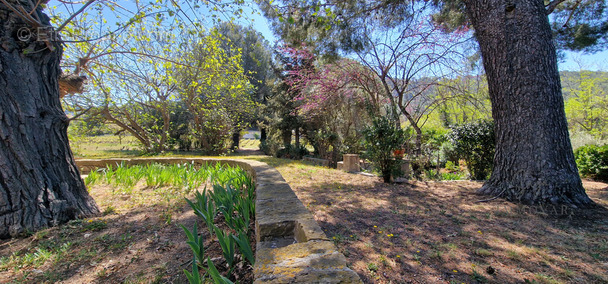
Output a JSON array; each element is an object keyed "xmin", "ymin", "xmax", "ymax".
[
  {"xmin": 0, "ymin": 200, "xmax": 200, "ymax": 283},
  {"xmin": 0, "ymin": 184, "xmax": 257, "ymax": 284},
  {"xmin": 287, "ymin": 171, "xmax": 608, "ymax": 284}
]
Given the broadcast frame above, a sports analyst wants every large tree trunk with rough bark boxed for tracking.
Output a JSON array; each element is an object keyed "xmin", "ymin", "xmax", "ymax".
[
  {"xmin": 462, "ymin": 0, "xmax": 593, "ymax": 207},
  {"xmin": 0, "ymin": 4, "xmax": 99, "ymax": 238}
]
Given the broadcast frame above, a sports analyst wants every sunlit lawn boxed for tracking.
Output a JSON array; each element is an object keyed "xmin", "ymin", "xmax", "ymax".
[
  {"xmin": 69, "ymin": 134, "xmax": 261, "ymax": 159},
  {"xmin": 69, "ymin": 135, "xmax": 142, "ymax": 158},
  {"xmin": 238, "ymin": 139, "xmax": 260, "ymax": 150}
]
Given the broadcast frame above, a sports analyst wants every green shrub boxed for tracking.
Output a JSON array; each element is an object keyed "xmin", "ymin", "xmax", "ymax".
[
  {"xmin": 574, "ymin": 144, "xmax": 608, "ymax": 181},
  {"xmin": 441, "ymin": 172, "xmax": 466, "ymax": 180},
  {"xmin": 444, "ymin": 160, "xmax": 459, "ymax": 172},
  {"xmin": 276, "ymin": 144, "xmax": 310, "ymax": 159},
  {"xmin": 259, "ymin": 137, "xmax": 281, "ymax": 156},
  {"xmin": 423, "ymin": 169, "xmax": 441, "ymax": 180},
  {"xmin": 362, "ymin": 116, "xmax": 407, "ymax": 183},
  {"xmin": 421, "ymin": 126, "xmax": 450, "ymax": 166},
  {"xmin": 446, "ymin": 120, "xmax": 495, "ymax": 180}
]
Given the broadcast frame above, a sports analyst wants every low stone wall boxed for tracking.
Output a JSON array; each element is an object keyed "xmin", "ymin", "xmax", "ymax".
[
  {"xmin": 302, "ymin": 156, "xmax": 330, "ymax": 167},
  {"xmin": 75, "ymin": 158, "xmax": 361, "ymax": 283}
]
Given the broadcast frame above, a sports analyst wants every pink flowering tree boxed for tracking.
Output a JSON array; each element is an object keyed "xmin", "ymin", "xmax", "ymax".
[
  {"xmin": 278, "ymin": 46, "xmax": 373, "ymax": 161},
  {"xmin": 287, "ymin": 16, "xmax": 469, "ymax": 158}
]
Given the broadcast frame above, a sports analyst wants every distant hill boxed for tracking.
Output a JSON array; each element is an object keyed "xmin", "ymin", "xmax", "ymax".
[{"xmin": 560, "ymin": 70, "xmax": 608, "ymax": 99}]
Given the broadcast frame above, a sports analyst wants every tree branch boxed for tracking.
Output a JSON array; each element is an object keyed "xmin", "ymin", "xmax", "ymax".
[
  {"xmin": 0, "ymin": 0, "xmax": 41, "ymax": 27},
  {"xmin": 56, "ymin": 0, "xmax": 97, "ymax": 32},
  {"xmin": 545, "ymin": 0, "xmax": 568, "ymax": 15},
  {"xmin": 562, "ymin": 0, "xmax": 582, "ymax": 27}
]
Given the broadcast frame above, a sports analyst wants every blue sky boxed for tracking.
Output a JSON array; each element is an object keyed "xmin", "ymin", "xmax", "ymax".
[
  {"xmin": 48, "ymin": 0, "xmax": 605, "ymax": 72},
  {"xmin": 234, "ymin": 4, "xmax": 277, "ymax": 43},
  {"xmin": 558, "ymin": 50, "xmax": 608, "ymax": 71}
]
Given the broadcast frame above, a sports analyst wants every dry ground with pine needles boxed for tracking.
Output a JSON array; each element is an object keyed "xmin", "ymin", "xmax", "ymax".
[
  {"xmin": 1, "ymin": 155, "xmax": 607, "ymax": 284},
  {"xmin": 250, "ymin": 156, "xmax": 608, "ymax": 284}
]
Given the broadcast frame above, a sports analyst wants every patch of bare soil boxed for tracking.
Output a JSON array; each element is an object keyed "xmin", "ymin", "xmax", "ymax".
[
  {"xmin": 272, "ymin": 161, "xmax": 608, "ymax": 284},
  {"xmin": 2, "ymin": 156, "xmax": 606, "ymax": 284},
  {"xmin": 0, "ymin": 183, "xmax": 253, "ymax": 284}
]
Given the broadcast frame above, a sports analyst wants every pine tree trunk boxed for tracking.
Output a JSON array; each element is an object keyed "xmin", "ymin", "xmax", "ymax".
[
  {"xmin": 282, "ymin": 129, "xmax": 291, "ymax": 147},
  {"xmin": 462, "ymin": 0, "xmax": 593, "ymax": 207},
  {"xmin": 295, "ymin": 128, "xmax": 300, "ymax": 148},
  {"xmin": 260, "ymin": 127, "xmax": 266, "ymax": 142},
  {"xmin": 0, "ymin": 5, "xmax": 99, "ymax": 238},
  {"xmin": 231, "ymin": 129, "xmax": 240, "ymax": 150}
]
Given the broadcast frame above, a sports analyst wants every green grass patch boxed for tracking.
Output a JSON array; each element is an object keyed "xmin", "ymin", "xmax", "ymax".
[
  {"xmin": 0, "ymin": 242, "xmax": 71, "ymax": 273},
  {"xmin": 70, "ymin": 134, "xmax": 261, "ymax": 158},
  {"xmin": 238, "ymin": 139, "xmax": 260, "ymax": 149},
  {"xmin": 86, "ymin": 162, "xmax": 250, "ymax": 193},
  {"xmin": 70, "ymin": 135, "xmax": 141, "ymax": 158}
]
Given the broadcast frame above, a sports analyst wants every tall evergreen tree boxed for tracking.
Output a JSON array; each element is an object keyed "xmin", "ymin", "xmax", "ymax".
[
  {"xmin": 0, "ymin": 2, "xmax": 99, "ymax": 238},
  {"xmin": 0, "ymin": 0, "xmax": 253, "ymax": 237},
  {"xmin": 258, "ymin": 0, "xmax": 608, "ymax": 207}
]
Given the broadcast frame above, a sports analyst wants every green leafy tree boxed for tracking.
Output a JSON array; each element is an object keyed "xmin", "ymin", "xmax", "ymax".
[
  {"xmin": 434, "ymin": 75, "xmax": 492, "ymax": 127},
  {"xmin": 86, "ymin": 25, "xmax": 180, "ymax": 153},
  {"xmin": 175, "ymin": 29, "xmax": 255, "ymax": 154},
  {"xmin": 64, "ymin": 22, "xmax": 255, "ymax": 154},
  {"xmin": 216, "ymin": 22, "xmax": 274, "ymax": 149},
  {"xmin": 263, "ymin": 45, "xmax": 314, "ymax": 153},
  {"xmin": 262, "ymin": 78, "xmax": 304, "ymax": 153},
  {"xmin": 564, "ymin": 70, "xmax": 608, "ymax": 139}
]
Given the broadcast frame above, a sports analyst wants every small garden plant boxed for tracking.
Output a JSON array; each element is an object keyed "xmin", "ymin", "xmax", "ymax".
[
  {"xmin": 362, "ymin": 116, "xmax": 408, "ymax": 183},
  {"xmin": 181, "ymin": 169, "xmax": 256, "ymax": 283},
  {"xmin": 89, "ymin": 162, "xmax": 257, "ymax": 283}
]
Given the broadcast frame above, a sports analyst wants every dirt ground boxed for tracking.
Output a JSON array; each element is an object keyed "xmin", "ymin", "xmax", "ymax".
[
  {"xmin": 267, "ymin": 159, "xmax": 608, "ymax": 284},
  {"xmin": 0, "ymin": 183, "xmax": 253, "ymax": 284},
  {"xmin": 1, "ymin": 157, "xmax": 607, "ymax": 284}
]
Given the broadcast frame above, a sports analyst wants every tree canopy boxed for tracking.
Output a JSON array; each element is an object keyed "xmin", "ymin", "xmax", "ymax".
[{"xmin": 257, "ymin": 0, "xmax": 607, "ymax": 54}]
